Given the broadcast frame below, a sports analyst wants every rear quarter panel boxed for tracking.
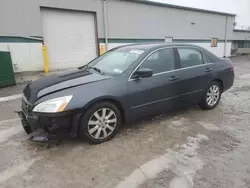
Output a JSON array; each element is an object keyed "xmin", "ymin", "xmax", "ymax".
[{"xmin": 211, "ymin": 59, "xmax": 234, "ymax": 92}]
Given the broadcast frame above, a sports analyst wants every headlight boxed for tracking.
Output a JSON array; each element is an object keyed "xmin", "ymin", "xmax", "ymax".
[{"xmin": 33, "ymin": 95, "xmax": 73, "ymax": 113}]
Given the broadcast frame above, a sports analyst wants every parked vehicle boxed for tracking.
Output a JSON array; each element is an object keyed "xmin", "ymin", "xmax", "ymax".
[{"xmin": 18, "ymin": 43, "xmax": 234, "ymax": 144}]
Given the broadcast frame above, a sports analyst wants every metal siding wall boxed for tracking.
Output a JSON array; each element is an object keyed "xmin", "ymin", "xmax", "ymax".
[
  {"xmin": 0, "ymin": 0, "xmax": 104, "ymax": 38},
  {"xmin": 226, "ymin": 16, "xmax": 235, "ymax": 39},
  {"xmin": 106, "ymin": 0, "xmax": 234, "ymax": 40},
  {"xmin": 232, "ymin": 31, "xmax": 250, "ymax": 40},
  {"xmin": 0, "ymin": 0, "xmax": 236, "ymax": 69},
  {"xmin": 0, "ymin": 0, "xmax": 234, "ymax": 40},
  {"xmin": 0, "ymin": 0, "xmax": 41, "ymax": 37}
]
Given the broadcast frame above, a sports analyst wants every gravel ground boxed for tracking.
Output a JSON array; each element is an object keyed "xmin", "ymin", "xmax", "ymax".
[{"xmin": 0, "ymin": 56, "xmax": 249, "ymax": 188}]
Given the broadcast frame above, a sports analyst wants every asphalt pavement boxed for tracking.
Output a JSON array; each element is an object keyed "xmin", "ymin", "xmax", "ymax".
[{"xmin": 0, "ymin": 56, "xmax": 249, "ymax": 188}]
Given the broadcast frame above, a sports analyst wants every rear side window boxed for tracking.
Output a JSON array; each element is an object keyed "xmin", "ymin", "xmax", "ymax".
[
  {"xmin": 202, "ymin": 53, "xmax": 213, "ymax": 63},
  {"xmin": 140, "ymin": 48, "xmax": 174, "ymax": 74},
  {"xmin": 177, "ymin": 48, "xmax": 203, "ymax": 68}
]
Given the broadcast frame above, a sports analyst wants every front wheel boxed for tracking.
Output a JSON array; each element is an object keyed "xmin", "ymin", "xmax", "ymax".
[
  {"xmin": 199, "ymin": 81, "xmax": 222, "ymax": 110},
  {"xmin": 79, "ymin": 102, "xmax": 121, "ymax": 144}
]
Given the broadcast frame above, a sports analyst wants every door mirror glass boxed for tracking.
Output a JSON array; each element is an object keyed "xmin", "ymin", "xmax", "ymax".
[{"xmin": 132, "ymin": 68, "xmax": 153, "ymax": 79}]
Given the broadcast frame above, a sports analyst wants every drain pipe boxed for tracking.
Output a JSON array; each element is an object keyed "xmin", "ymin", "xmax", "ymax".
[
  {"xmin": 103, "ymin": 0, "xmax": 108, "ymax": 51},
  {"xmin": 223, "ymin": 15, "xmax": 229, "ymax": 58}
]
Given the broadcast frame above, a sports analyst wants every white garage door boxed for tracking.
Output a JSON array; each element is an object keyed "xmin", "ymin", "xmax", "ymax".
[{"xmin": 41, "ymin": 9, "xmax": 97, "ymax": 70}]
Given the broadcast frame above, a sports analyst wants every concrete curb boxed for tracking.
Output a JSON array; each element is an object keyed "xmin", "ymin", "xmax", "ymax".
[{"xmin": 15, "ymin": 72, "xmax": 45, "ymax": 85}]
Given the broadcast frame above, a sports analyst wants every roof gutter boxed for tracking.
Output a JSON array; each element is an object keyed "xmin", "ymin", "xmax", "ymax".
[
  {"xmin": 223, "ymin": 15, "xmax": 229, "ymax": 58},
  {"xmin": 127, "ymin": 0, "xmax": 236, "ymax": 17},
  {"xmin": 103, "ymin": 0, "xmax": 108, "ymax": 51}
]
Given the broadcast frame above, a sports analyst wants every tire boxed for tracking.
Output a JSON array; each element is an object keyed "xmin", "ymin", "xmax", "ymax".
[
  {"xmin": 79, "ymin": 101, "xmax": 121, "ymax": 144},
  {"xmin": 199, "ymin": 81, "xmax": 222, "ymax": 110}
]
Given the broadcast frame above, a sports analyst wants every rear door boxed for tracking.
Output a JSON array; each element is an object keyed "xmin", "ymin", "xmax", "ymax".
[
  {"xmin": 127, "ymin": 47, "xmax": 179, "ymax": 116},
  {"xmin": 173, "ymin": 47, "xmax": 214, "ymax": 104}
]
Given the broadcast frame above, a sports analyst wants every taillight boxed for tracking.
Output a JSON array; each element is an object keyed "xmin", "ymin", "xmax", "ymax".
[{"xmin": 230, "ymin": 64, "xmax": 234, "ymax": 72}]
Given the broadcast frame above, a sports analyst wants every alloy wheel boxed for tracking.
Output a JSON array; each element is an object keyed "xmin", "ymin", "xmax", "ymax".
[
  {"xmin": 206, "ymin": 85, "xmax": 220, "ymax": 106},
  {"xmin": 87, "ymin": 108, "xmax": 117, "ymax": 140}
]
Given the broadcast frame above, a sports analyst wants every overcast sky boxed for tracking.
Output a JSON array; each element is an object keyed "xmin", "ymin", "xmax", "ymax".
[{"xmin": 151, "ymin": 0, "xmax": 250, "ymax": 29}]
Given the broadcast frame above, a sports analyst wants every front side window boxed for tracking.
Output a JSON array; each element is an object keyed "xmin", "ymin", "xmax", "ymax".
[
  {"xmin": 87, "ymin": 47, "xmax": 145, "ymax": 76},
  {"xmin": 177, "ymin": 48, "xmax": 203, "ymax": 68},
  {"xmin": 139, "ymin": 48, "xmax": 174, "ymax": 74}
]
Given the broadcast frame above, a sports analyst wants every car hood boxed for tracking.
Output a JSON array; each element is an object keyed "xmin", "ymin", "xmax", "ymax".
[{"xmin": 23, "ymin": 69, "xmax": 111, "ymax": 103}]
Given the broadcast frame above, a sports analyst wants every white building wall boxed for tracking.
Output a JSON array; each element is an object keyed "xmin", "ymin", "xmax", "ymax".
[
  {"xmin": 0, "ymin": 43, "xmax": 43, "ymax": 73},
  {"xmin": 100, "ymin": 42, "xmax": 232, "ymax": 58},
  {"xmin": 0, "ymin": 41, "xmax": 231, "ymax": 74},
  {"xmin": 188, "ymin": 42, "xmax": 232, "ymax": 57}
]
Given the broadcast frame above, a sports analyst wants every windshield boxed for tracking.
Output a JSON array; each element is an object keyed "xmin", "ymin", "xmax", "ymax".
[{"xmin": 87, "ymin": 47, "xmax": 145, "ymax": 76}]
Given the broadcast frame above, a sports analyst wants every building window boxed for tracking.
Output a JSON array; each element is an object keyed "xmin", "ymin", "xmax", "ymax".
[
  {"xmin": 244, "ymin": 41, "xmax": 250, "ymax": 48},
  {"xmin": 239, "ymin": 41, "xmax": 244, "ymax": 48},
  {"xmin": 233, "ymin": 40, "xmax": 250, "ymax": 48}
]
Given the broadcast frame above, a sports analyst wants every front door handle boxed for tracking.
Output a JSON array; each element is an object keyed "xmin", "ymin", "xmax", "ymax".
[
  {"xmin": 205, "ymin": 67, "xmax": 212, "ymax": 72},
  {"xmin": 169, "ymin": 76, "xmax": 179, "ymax": 81}
]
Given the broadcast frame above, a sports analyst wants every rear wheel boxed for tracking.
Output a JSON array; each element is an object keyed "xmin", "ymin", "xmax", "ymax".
[
  {"xmin": 199, "ymin": 81, "xmax": 222, "ymax": 110},
  {"xmin": 79, "ymin": 102, "xmax": 121, "ymax": 144}
]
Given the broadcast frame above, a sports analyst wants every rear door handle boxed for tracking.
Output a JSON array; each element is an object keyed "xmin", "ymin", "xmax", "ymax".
[
  {"xmin": 205, "ymin": 67, "xmax": 212, "ymax": 72},
  {"xmin": 169, "ymin": 76, "xmax": 179, "ymax": 81}
]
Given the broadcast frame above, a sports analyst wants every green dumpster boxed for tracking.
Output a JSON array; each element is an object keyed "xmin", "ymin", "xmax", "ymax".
[{"xmin": 0, "ymin": 51, "xmax": 16, "ymax": 87}]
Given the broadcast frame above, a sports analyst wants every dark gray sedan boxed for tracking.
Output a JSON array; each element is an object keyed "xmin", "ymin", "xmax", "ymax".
[{"xmin": 18, "ymin": 43, "xmax": 234, "ymax": 144}]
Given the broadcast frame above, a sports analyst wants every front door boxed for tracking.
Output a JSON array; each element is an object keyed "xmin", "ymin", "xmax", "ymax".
[{"xmin": 127, "ymin": 48, "xmax": 179, "ymax": 117}]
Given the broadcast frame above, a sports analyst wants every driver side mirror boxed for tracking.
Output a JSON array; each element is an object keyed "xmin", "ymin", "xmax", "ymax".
[{"xmin": 132, "ymin": 68, "xmax": 153, "ymax": 79}]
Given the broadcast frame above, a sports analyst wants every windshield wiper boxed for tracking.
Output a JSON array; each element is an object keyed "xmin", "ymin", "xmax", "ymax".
[
  {"xmin": 78, "ymin": 65, "xmax": 87, "ymax": 70},
  {"xmin": 78, "ymin": 65, "xmax": 104, "ymax": 74},
  {"xmin": 88, "ymin": 66, "xmax": 103, "ymax": 74}
]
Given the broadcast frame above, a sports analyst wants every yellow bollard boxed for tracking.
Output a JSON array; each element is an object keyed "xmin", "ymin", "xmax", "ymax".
[
  {"xmin": 42, "ymin": 45, "xmax": 49, "ymax": 73},
  {"xmin": 100, "ymin": 44, "xmax": 105, "ymax": 55}
]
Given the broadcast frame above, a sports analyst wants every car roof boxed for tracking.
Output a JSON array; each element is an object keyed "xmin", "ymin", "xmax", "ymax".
[
  {"xmin": 114, "ymin": 43, "xmax": 204, "ymax": 51},
  {"xmin": 113, "ymin": 43, "xmax": 220, "ymax": 61}
]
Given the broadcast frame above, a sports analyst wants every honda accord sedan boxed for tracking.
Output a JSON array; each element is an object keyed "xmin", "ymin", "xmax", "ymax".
[{"xmin": 18, "ymin": 43, "xmax": 234, "ymax": 144}]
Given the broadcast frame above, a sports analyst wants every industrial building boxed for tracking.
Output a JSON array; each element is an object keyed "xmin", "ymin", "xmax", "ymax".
[
  {"xmin": 232, "ymin": 29, "xmax": 250, "ymax": 54},
  {"xmin": 0, "ymin": 0, "xmax": 249, "ymax": 77}
]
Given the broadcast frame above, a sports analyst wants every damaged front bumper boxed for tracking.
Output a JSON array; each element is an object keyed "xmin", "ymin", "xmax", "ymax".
[
  {"xmin": 17, "ymin": 111, "xmax": 58, "ymax": 142},
  {"xmin": 17, "ymin": 108, "xmax": 81, "ymax": 143},
  {"xmin": 17, "ymin": 111, "xmax": 38, "ymax": 135}
]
